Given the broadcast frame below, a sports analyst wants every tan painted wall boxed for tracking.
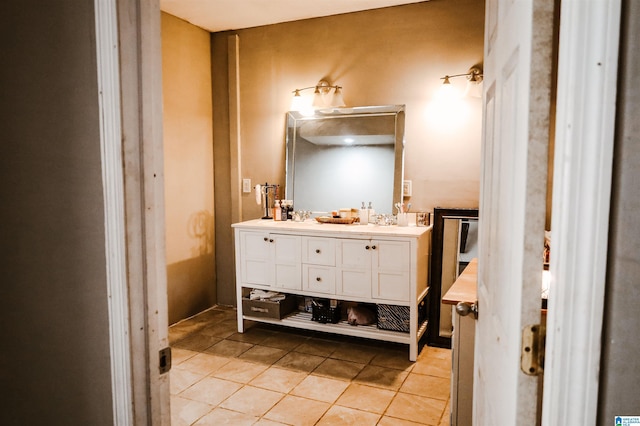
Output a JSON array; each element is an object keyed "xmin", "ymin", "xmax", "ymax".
[
  {"xmin": 161, "ymin": 13, "xmax": 216, "ymax": 323},
  {"xmin": 212, "ymin": 0, "xmax": 485, "ymax": 305}
]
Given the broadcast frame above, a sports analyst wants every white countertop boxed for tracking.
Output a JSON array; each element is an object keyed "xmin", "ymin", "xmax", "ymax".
[{"xmin": 232, "ymin": 218, "xmax": 432, "ymax": 238}]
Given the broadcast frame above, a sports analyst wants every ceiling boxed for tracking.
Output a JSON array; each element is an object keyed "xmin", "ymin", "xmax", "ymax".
[{"xmin": 160, "ymin": 0, "xmax": 429, "ymax": 32}]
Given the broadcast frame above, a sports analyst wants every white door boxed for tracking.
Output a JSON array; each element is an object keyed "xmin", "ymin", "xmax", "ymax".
[{"xmin": 474, "ymin": 0, "xmax": 555, "ymax": 424}]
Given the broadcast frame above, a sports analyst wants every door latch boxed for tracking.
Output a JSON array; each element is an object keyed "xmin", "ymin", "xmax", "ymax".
[
  {"xmin": 521, "ymin": 324, "xmax": 546, "ymax": 375},
  {"xmin": 159, "ymin": 347, "xmax": 172, "ymax": 374}
]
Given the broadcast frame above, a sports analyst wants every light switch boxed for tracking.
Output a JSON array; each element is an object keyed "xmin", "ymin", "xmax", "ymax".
[
  {"xmin": 403, "ymin": 180, "xmax": 412, "ymax": 197},
  {"xmin": 242, "ymin": 178, "xmax": 252, "ymax": 193}
]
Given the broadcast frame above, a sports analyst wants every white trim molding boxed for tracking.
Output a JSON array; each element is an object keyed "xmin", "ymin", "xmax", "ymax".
[
  {"xmin": 94, "ymin": 0, "xmax": 133, "ymax": 424},
  {"xmin": 542, "ymin": 0, "xmax": 621, "ymax": 424}
]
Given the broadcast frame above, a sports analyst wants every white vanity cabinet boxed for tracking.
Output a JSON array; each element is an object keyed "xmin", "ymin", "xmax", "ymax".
[{"xmin": 233, "ymin": 219, "xmax": 432, "ymax": 360}]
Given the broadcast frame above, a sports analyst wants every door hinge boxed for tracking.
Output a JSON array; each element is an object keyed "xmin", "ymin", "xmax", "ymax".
[
  {"xmin": 521, "ymin": 324, "xmax": 546, "ymax": 376},
  {"xmin": 159, "ymin": 347, "xmax": 172, "ymax": 374}
]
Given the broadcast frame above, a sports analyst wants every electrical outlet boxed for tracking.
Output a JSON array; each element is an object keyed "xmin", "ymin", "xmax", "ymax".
[
  {"xmin": 403, "ymin": 180, "xmax": 412, "ymax": 197},
  {"xmin": 242, "ymin": 178, "xmax": 252, "ymax": 193}
]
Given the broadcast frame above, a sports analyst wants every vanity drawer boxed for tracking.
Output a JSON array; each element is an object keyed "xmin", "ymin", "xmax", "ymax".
[
  {"xmin": 303, "ymin": 265, "xmax": 336, "ymax": 294},
  {"xmin": 302, "ymin": 237, "xmax": 336, "ymax": 266}
]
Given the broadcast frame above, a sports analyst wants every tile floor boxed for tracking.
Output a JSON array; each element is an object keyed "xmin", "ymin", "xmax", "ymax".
[{"xmin": 169, "ymin": 305, "xmax": 451, "ymax": 426}]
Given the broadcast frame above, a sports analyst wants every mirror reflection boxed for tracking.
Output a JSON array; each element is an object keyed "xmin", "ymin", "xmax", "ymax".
[
  {"xmin": 439, "ymin": 216, "xmax": 478, "ymax": 337},
  {"xmin": 428, "ymin": 207, "xmax": 479, "ymax": 348},
  {"xmin": 285, "ymin": 105, "xmax": 405, "ymax": 215}
]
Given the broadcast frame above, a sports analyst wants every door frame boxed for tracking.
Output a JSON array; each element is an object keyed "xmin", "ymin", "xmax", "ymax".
[
  {"xmin": 94, "ymin": 0, "xmax": 133, "ymax": 423},
  {"xmin": 542, "ymin": 0, "xmax": 621, "ymax": 423},
  {"xmin": 97, "ymin": 0, "xmax": 170, "ymax": 424}
]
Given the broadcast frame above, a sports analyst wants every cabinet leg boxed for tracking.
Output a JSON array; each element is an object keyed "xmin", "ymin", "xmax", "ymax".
[
  {"xmin": 409, "ymin": 342, "xmax": 417, "ymax": 362},
  {"xmin": 237, "ymin": 310, "xmax": 245, "ymax": 333}
]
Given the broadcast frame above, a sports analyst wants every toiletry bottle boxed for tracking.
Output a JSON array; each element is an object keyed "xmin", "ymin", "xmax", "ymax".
[
  {"xmin": 286, "ymin": 201, "xmax": 294, "ymax": 220},
  {"xmin": 368, "ymin": 201, "xmax": 375, "ymax": 223},
  {"xmin": 280, "ymin": 200, "xmax": 288, "ymax": 221},
  {"xmin": 274, "ymin": 200, "xmax": 282, "ymax": 221},
  {"xmin": 359, "ymin": 202, "xmax": 369, "ymax": 225}
]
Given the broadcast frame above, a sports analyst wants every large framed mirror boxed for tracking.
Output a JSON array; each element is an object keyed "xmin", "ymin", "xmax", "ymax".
[
  {"xmin": 427, "ymin": 207, "xmax": 479, "ymax": 348},
  {"xmin": 285, "ymin": 105, "xmax": 405, "ymax": 215}
]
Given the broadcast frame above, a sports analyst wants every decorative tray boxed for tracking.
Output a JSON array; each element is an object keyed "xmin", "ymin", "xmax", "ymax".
[{"xmin": 315, "ymin": 216, "xmax": 358, "ymax": 224}]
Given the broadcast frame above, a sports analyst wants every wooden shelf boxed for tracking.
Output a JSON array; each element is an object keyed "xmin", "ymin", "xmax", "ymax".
[{"xmin": 243, "ymin": 310, "xmax": 428, "ymax": 345}]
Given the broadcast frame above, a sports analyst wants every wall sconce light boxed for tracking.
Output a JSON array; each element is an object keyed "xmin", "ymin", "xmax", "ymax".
[
  {"xmin": 439, "ymin": 66, "xmax": 484, "ymax": 98},
  {"xmin": 290, "ymin": 80, "xmax": 345, "ymax": 114}
]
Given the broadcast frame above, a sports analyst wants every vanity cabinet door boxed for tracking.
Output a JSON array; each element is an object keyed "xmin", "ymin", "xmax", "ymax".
[
  {"xmin": 336, "ymin": 239, "xmax": 372, "ymax": 298},
  {"xmin": 372, "ymin": 240, "xmax": 411, "ymax": 302},
  {"xmin": 270, "ymin": 234, "xmax": 302, "ymax": 290},
  {"xmin": 239, "ymin": 231, "xmax": 270, "ymax": 286},
  {"xmin": 239, "ymin": 231, "xmax": 301, "ymax": 289}
]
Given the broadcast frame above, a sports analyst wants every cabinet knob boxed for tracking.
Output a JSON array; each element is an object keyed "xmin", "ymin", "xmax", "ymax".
[
  {"xmin": 371, "ymin": 245, "xmax": 377, "ymax": 250},
  {"xmin": 269, "ymin": 239, "xmax": 274, "ymax": 243},
  {"xmin": 316, "ymin": 277, "xmax": 322, "ymax": 282},
  {"xmin": 315, "ymin": 249, "xmax": 321, "ymax": 254},
  {"xmin": 365, "ymin": 245, "xmax": 370, "ymax": 250},
  {"xmin": 264, "ymin": 237, "xmax": 268, "ymax": 241}
]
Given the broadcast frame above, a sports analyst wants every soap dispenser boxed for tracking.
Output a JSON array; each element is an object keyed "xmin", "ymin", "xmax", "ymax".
[
  {"xmin": 359, "ymin": 202, "xmax": 369, "ymax": 225},
  {"xmin": 367, "ymin": 201, "xmax": 375, "ymax": 223},
  {"xmin": 274, "ymin": 200, "xmax": 282, "ymax": 221}
]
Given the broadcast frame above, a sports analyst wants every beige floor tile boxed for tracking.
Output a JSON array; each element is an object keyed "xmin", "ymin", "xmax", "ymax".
[
  {"xmin": 378, "ymin": 416, "xmax": 429, "ymax": 425},
  {"xmin": 249, "ymin": 366, "xmax": 307, "ymax": 393},
  {"xmin": 354, "ymin": 364, "xmax": 409, "ymax": 390},
  {"xmin": 192, "ymin": 407, "xmax": 258, "ymax": 425},
  {"xmin": 204, "ymin": 339, "xmax": 254, "ymax": 358},
  {"xmin": 412, "ymin": 355, "xmax": 451, "ymax": 378},
  {"xmin": 274, "ymin": 351, "xmax": 326, "ymax": 372},
  {"xmin": 264, "ymin": 395, "xmax": 330, "ymax": 426},
  {"xmin": 239, "ymin": 344, "xmax": 288, "ymax": 365},
  {"xmin": 419, "ymin": 346, "xmax": 452, "ymax": 361},
  {"xmin": 200, "ymin": 321, "xmax": 239, "ymax": 339},
  {"xmin": 335, "ymin": 383, "xmax": 396, "ymax": 414},
  {"xmin": 291, "ymin": 374, "xmax": 350, "ymax": 403},
  {"xmin": 176, "ymin": 352, "xmax": 231, "ymax": 375},
  {"xmin": 294, "ymin": 338, "xmax": 339, "ymax": 357},
  {"xmin": 259, "ymin": 332, "xmax": 308, "ymax": 350},
  {"xmin": 212, "ymin": 358, "xmax": 268, "ymax": 383},
  {"xmin": 173, "ymin": 333, "xmax": 223, "ymax": 352},
  {"xmin": 179, "ymin": 376, "xmax": 242, "ymax": 406},
  {"xmin": 313, "ymin": 358, "xmax": 365, "ymax": 380},
  {"xmin": 219, "ymin": 385, "xmax": 284, "ymax": 416},
  {"xmin": 169, "ymin": 321, "xmax": 209, "ymax": 343},
  {"xmin": 170, "ymin": 368, "xmax": 207, "ymax": 395},
  {"xmin": 400, "ymin": 373, "xmax": 450, "ymax": 400},
  {"xmin": 439, "ymin": 398, "xmax": 451, "ymax": 426},
  {"xmin": 253, "ymin": 418, "xmax": 290, "ymax": 425},
  {"xmin": 370, "ymin": 348, "xmax": 416, "ymax": 372},
  {"xmin": 316, "ymin": 405, "xmax": 381, "ymax": 425},
  {"xmin": 171, "ymin": 348, "xmax": 199, "ymax": 366},
  {"xmin": 330, "ymin": 342, "xmax": 378, "ymax": 364},
  {"xmin": 226, "ymin": 328, "xmax": 277, "ymax": 345},
  {"xmin": 385, "ymin": 393, "xmax": 447, "ymax": 425},
  {"xmin": 170, "ymin": 395, "xmax": 212, "ymax": 426}
]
